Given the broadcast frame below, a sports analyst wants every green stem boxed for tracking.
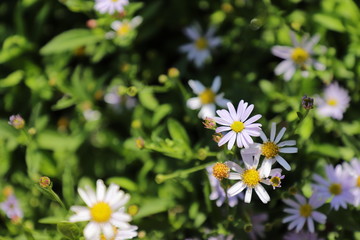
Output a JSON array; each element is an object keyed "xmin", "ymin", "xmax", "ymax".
[{"xmin": 155, "ymin": 161, "xmax": 215, "ymax": 184}]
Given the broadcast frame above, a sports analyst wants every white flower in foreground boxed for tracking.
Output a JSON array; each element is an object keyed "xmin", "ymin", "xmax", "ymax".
[
  {"xmin": 283, "ymin": 194, "xmax": 326, "ymax": 233},
  {"xmin": 315, "ymin": 82, "xmax": 350, "ymax": 120},
  {"xmin": 271, "ymin": 32, "xmax": 325, "ymax": 81},
  {"xmin": 69, "ymin": 179, "xmax": 137, "ymax": 240},
  {"xmin": 94, "ymin": 0, "xmax": 129, "ymax": 15},
  {"xmin": 312, "ymin": 164, "xmax": 355, "ymax": 210},
  {"xmin": 225, "ymin": 153, "xmax": 272, "ymax": 204},
  {"xmin": 342, "ymin": 158, "xmax": 360, "ymax": 206},
  {"xmin": 187, "ymin": 76, "xmax": 229, "ymax": 119},
  {"xmin": 179, "ymin": 23, "xmax": 221, "ymax": 68},
  {"xmin": 110, "ymin": 17, "xmax": 142, "ymax": 38},
  {"xmin": 214, "ymin": 100, "xmax": 262, "ymax": 149},
  {"xmin": 242, "ymin": 123, "xmax": 297, "ymax": 171}
]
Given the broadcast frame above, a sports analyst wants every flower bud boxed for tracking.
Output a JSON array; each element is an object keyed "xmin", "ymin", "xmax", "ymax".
[
  {"xmin": 135, "ymin": 137, "xmax": 145, "ymax": 149},
  {"xmin": 8, "ymin": 114, "xmax": 25, "ymax": 129},
  {"xmin": 39, "ymin": 176, "xmax": 51, "ymax": 188},
  {"xmin": 202, "ymin": 117, "xmax": 216, "ymax": 130},
  {"xmin": 167, "ymin": 68, "xmax": 179, "ymax": 78}
]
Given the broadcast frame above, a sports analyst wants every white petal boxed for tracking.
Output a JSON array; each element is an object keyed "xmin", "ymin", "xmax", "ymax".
[
  {"xmin": 84, "ymin": 222, "xmax": 101, "ymax": 239},
  {"xmin": 227, "ymin": 132, "xmax": 236, "ymax": 150},
  {"xmin": 225, "ymin": 161, "xmax": 243, "ymax": 173},
  {"xmin": 270, "ymin": 123, "xmax": 276, "ymax": 142},
  {"xmin": 216, "ymin": 126, "xmax": 231, "ymax": 133},
  {"xmin": 198, "ymin": 104, "xmax": 215, "ymax": 119},
  {"xmin": 307, "ymin": 217, "xmax": 314, "ymax": 233},
  {"xmin": 227, "ymin": 102, "xmax": 238, "ymax": 121},
  {"xmin": 186, "ymin": 97, "xmax": 202, "ymax": 110},
  {"xmin": 275, "ymin": 60, "xmax": 293, "ymax": 75},
  {"xmin": 96, "ymin": 179, "xmax": 106, "ymax": 202},
  {"xmin": 295, "ymin": 217, "xmax": 306, "ymax": 232},
  {"xmin": 104, "ymin": 183, "xmax": 120, "ymax": 203},
  {"xmin": 283, "ymin": 65, "xmax": 296, "ymax": 81},
  {"xmin": 102, "ymin": 222, "xmax": 115, "ymax": 239},
  {"xmin": 211, "ymin": 76, "xmax": 221, "ymax": 93},
  {"xmin": 236, "ymin": 100, "xmax": 245, "ymax": 120},
  {"xmin": 244, "ymin": 114, "xmax": 261, "ymax": 125},
  {"xmin": 271, "ymin": 46, "xmax": 292, "ymax": 59},
  {"xmin": 227, "ymin": 181, "xmax": 246, "ymax": 197},
  {"xmin": 311, "ymin": 211, "xmax": 326, "ymax": 224},
  {"xmin": 218, "ymin": 131, "xmax": 235, "ymax": 147},
  {"xmin": 278, "ymin": 140, "xmax": 296, "ymax": 147},
  {"xmin": 184, "ymin": 26, "xmax": 200, "ymax": 41},
  {"xmin": 283, "ymin": 198, "xmax": 300, "ymax": 208},
  {"xmin": 78, "ymin": 188, "xmax": 95, "ymax": 207},
  {"xmin": 294, "ymin": 194, "xmax": 306, "ymax": 205},
  {"xmin": 255, "ymin": 185, "xmax": 270, "ymax": 203},
  {"xmin": 110, "ymin": 193, "xmax": 130, "ymax": 210},
  {"xmin": 274, "ymin": 127, "xmax": 286, "ymax": 143},
  {"xmin": 244, "ymin": 188, "xmax": 253, "ymax": 203},
  {"xmin": 260, "ymin": 131, "xmax": 268, "ymax": 142},
  {"xmin": 279, "ymin": 147, "xmax": 298, "ymax": 154},
  {"xmin": 188, "ymin": 80, "xmax": 205, "ymax": 94},
  {"xmin": 275, "ymin": 155, "xmax": 291, "ymax": 171},
  {"xmin": 241, "ymin": 104, "xmax": 254, "ymax": 122},
  {"xmin": 283, "ymin": 214, "xmax": 300, "ymax": 223},
  {"xmin": 259, "ymin": 159, "xmax": 272, "ymax": 178},
  {"xmin": 228, "ymin": 172, "xmax": 241, "ymax": 180}
]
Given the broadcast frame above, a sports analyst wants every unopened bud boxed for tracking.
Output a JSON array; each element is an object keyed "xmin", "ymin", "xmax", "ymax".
[
  {"xmin": 39, "ymin": 176, "xmax": 51, "ymax": 188},
  {"xmin": 158, "ymin": 74, "xmax": 168, "ymax": 84},
  {"xmin": 128, "ymin": 204, "xmax": 139, "ymax": 216},
  {"xmin": 135, "ymin": 137, "xmax": 145, "ymax": 149},
  {"xmin": 203, "ymin": 117, "xmax": 216, "ymax": 130},
  {"xmin": 212, "ymin": 133, "xmax": 222, "ymax": 143},
  {"xmin": 167, "ymin": 68, "xmax": 179, "ymax": 78},
  {"xmin": 86, "ymin": 19, "xmax": 97, "ymax": 29}
]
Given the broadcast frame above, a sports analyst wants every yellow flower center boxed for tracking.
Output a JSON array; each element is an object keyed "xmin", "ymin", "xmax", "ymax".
[
  {"xmin": 242, "ymin": 169, "xmax": 260, "ymax": 188},
  {"xmin": 270, "ymin": 176, "xmax": 281, "ymax": 187},
  {"xmin": 329, "ymin": 183, "xmax": 342, "ymax": 195},
  {"xmin": 199, "ymin": 88, "xmax": 215, "ymax": 104},
  {"xmin": 230, "ymin": 121, "xmax": 245, "ymax": 133},
  {"xmin": 291, "ymin": 47, "xmax": 309, "ymax": 65},
  {"xmin": 299, "ymin": 204, "xmax": 312, "ymax": 217},
  {"xmin": 327, "ymin": 99, "xmax": 337, "ymax": 106},
  {"xmin": 357, "ymin": 176, "xmax": 360, "ymax": 188},
  {"xmin": 212, "ymin": 162, "xmax": 230, "ymax": 180},
  {"xmin": 117, "ymin": 23, "xmax": 131, "ymax": 36},
  {"xmin": 195, "ymin": 37, "xmax": 208, "ymax": 50},
  {"xmin": 90, "ymin": 202, "xmax": 112, "ymax": 223},
  {"xmin": 111, "ymin": 0, "xmax": 118, "ymax": 2},
  {"xmin": 261, "ymin": 142, "xmax": 279, "ymax": 159}
]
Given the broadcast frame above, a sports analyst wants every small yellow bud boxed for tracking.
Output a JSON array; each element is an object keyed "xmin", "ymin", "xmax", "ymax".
[
  {"xmin": 135, "ymin": 137, "xmax": 145, "ymax": 149},
  {"xmin": 167, "ymin": 68, "xmax": 179, "ymax": 78},
  {"xmin": 39, "ymin": 176, "xmax": 51, "ymax": 188}
]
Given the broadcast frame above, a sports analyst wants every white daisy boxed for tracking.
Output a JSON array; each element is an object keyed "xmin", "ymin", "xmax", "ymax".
[
  {"xmin": 242, "ymin": 123, "xmax": 297, "ymax": 171},
  {"xmin": 69, "ymin": 179, "xmax": 137, "ymax": 240},
  {"xmin": 187, "ymin": 76, "xmax": 229, "ymax": 119},
  {"xmin": 225, "ymin": 152, "xmax": 272, "ymax": 204},
  {"xmin": 179, "ymin": 23, "xmax": 221, "ymax": 68},
  {"xmin": 94, "ymin": 0, "xmax": 129, "ymax": 15},
  {"xmin": 315, "ymin": 82, "xmax": 350, "ymax": 120},
  {"xmin": 283, "ymin": 193, "xmax": 326, "ymax": 233},
  {"xmin": 110, "ymin": 17, "xmax": 142, "ymax": 38},
  {"xmin": 312, "ymin": 164, "xmax": 355, "ymax": 210},
  {"xmin": 342, "ymin": 158, "xmax": 360, "ymax": 206},
  {"xmin": 214, "ymin": 100, "xmax": 262, "ymax": 150},
  {"xmin": 271, "ymin": 31, "xmax": 325, "ymax": 81}
]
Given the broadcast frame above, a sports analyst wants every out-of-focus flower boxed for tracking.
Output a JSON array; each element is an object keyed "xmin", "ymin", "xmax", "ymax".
[
  {"xmin": 302, "ymin": 95, "xmax": 314, "ymax": 110},
  {"xmin": 86, "ymin": 19, "xmax": 97, "ymax": 29},
  {"xmin": 104, "ymin": 86, "xmax": 137, "ymax": 111},
  {"xmin": 214, "ymin": 100, "xmax": 262, "ymax": 149},
  {"xmin": 0, "ymin": 195, "xmax": 23, "ymax": 221},
  {"xmin": 83, "ymin": 109, "xmax": 101, "ymax": 121},
  {"xmin": 283, "ymin": 194, "xmax": 326, "ymax": 233},
  {"xmin": 271, "ymin": 32, "xmax": 325, "ymax": 81},
  {"xmin": 203, "ymin": 117, "xmax": 217, "ymax": 130},
  {"xmin": 187, "ymin": 76, "xmax": 229, "ymax": 119},
  {"xmin": 94, "ymin": 0, "xmax": 129, "ymax": 15},
  {"xmin": 283, "ymin": 231, "xmax": 324, "ymax": 240},
  {"xmin": 342, "ymin": 158, "xmax": 360, "ymax": 206},
  {"xmin": 179, "ymin": 23, "xmax": 221, "ymax": 68},
  {"xmin": 208, "ymin": 235, "xmax": 234, "ymax": 240},
  {"xmin": 243, "ymin": 123, "xmax": 297, "ymax": 171},
  {"xmin": 8, "ymin": 114, "xmax": 25, "ymax": 129},
  {"xmin": 206, "ymin": 165, "xmax": 243, "ymax": 207},
  {"xmin": 167, "ymin": 67, "xmax": 179, "ymax": 78},
  {"xmin": 108, "ymin": 17, "xmax": 142, "ymax": 38},
  {"xmin": 312, "ymin": 164, "xmax": 355, "ymax": 210},
  {"xmin": 248, "ymin": 213, "xmax": 268, "ymax": 240},
  {"xmin": 135, "ymin": 137, "xmax": 145, "ymax": 149},
  {"xmin": 315, "ymin": 82, "xmax": 350, "ymax": 120},
  {"xmin": 225, "ymin": 153, "xmax": 272, "ymax": 204},
  {"xmin": 39, "ymin": 176, "xmax": 51, "ymax": 188},
  {"xmin": 212, "ymin": 133, "xmax": 222, "ymax": 143},
  {"xmin": 69, "ymin": 179, "xmax": 137, "ymax": 240}
]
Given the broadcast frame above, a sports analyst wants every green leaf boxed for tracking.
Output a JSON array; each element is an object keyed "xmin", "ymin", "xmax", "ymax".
[
  {"xmin": 167, "ymin": 118, "xmax": 190, "ymax": 145},
  {"xmin": 36, "ymin": 130, "xmax": 83, "ymax": 151},
  {"xmin": 0, "ymin": 70, "xmax": 24, "ymax": 88},
  {"xmin": 39, "ymin": 217, "xmax": 66, "ymax": 224},
  {"xmin": 40, "ymin": 29, "xmax": 102, "ymax": 55},
  {"xmin": 152, "ymin": 104, "xmax": 172, "ymax": 126},
  {"xmin": 0, "ymin": 138, "xmax": 10, "ymax": 178},
  {"xmin": 134, "ymin": 198, "xmax": 173, "ymax": 219},
  {"xmin": 138, "ymin": 87, "xmax": 159, "ymax": 110},
  {"xmin": 107, "ymin": 177, "xmax": 138, "ymax": 191},
  {"xmin": 313, "ymin": 13, "xmax": 345, "ymax": 32},
  {"xmin": 57, "ymin": 222, "xmax": 81, "ymax": 240},
  {"xmin": 52, "ymin": 96, "xmax": 76, "ymax": 110},
  {"xmin": 26, "ymin": 144, "xmax": 43, "ymax": 180}
]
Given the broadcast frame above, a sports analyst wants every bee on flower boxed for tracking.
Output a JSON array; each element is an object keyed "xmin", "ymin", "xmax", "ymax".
[
  {"xmin": 271, "ymin": 31, "xmax": 325, "ymax": 81},
  {"xmin": 179, "ymin": 23, "xmax": 221, "ymax": 68}
]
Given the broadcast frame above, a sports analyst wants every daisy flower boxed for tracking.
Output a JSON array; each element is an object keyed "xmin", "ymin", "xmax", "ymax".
[
  {"xmin": 268, "ymin": 168, "xmax": 285, "ymax": 189},
  {"xmin": 315, "ymin": 82, "xmax": 350, "ymax": 120},
  {"xmin": 283, "ymin": 193, "xmax": 326, "ymax": 233},
  {"xmin": 0, "ymin": 194, "xmax": 23, "ymax": 221},
  {"xmin": 342, "ymin": 158, "xmax": 360, "ymax": 206},
  {"xmin": 312, "ymin": 164, "xmax": 355, "ymax": 210},
  {"xmin": 8, "ymin": 114, "xmax": 25, "ymax": 129},
  {"xmin": 109, "ymin": 17, "xmax": 142, "ymax": 38},
  {"xmin": 225, "ymin": 152, "xmax": 272, "ymax": 204},
  {"xmin": 94, "ymin": 0, "xmax": 129, "ymax": 15},
  {"xmin": 248, "ymin": 213, "xmax": 268, "ymax": 240},
  {"xmin": 187, "ymin": 76, "xmax": 229, "ymax": 119},
  {"xmin": 214, "ymin": 100, "xmax": 262, "ymax": 150},
  {"xmin": 242, "ymin": 123, "xmax": 297, "ymax": 171},
  {"xmin": 206, "ymin": 165, "xmax": 243, "ymax": 207},
  {"xmin": 271, "ymin": 32, "xmax": 325, "ymax": 81},
  {"xmin": 179, "ymin": 23, "xmax": 221, "ymax": 68},
  {"xmin": 283, "ymin": 231, "xmax": 324, "ymax": 240},
  {"xmin": 69, "ymin": 179, "xmax": 137, "ymax": 240}
]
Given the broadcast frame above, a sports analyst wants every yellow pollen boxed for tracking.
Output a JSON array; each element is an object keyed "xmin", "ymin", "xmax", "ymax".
[
  {"xmin": 357, "ymin": 176, "xmax": 360, "ymax": 188},
  {"xmin": 199, "ymin": 88, "xmax": 215, "ymax": 104},
  {"xmin": 195, "ymin": 37, "xmax": 208, "ymax": 50},
  {"xmin": 327, "ymin": 99, "xmax": 337, "ymax": 106},
  {"xmin": 230, "ymin": 121, "xmax": 245, "ymax": 133},
  {"xmin": 261, "ymin": 142, "xmax": 279, "ymax": 159},
  {"xmin": 291, "ymin": 47, "xmax": 309, "ymax": 65},
  {"xmin": 299, "ymin": 204, "xmax": 312, "ymax": 217},
  {"xmin": 212, "ymin": 163, "xmax": 230, "ymax": 180},
  {"xmin": 242, "ymin": 169, "xmax": 260, "ymax": 188},
  {"xmin": 270, "ymin": 176, "xmax": 281, "ymax": 187},
  {"xmin": 117, "ymin": 23, "xmax": 131, "ymax": 36},
  {"xmin": 90, "ymin": 202, "xmax": 112, "ymax": 223},
  {"xmin": 111, "ymin": 0, "xmax": 118, "ymax": 2},
  {"xmin": 329, "ymin": 183, "xmax": 342, "ymax": 195}
]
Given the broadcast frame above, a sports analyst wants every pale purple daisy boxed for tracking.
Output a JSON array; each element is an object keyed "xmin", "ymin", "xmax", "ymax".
[
  {"xmin": 187, "ymin": 76, "xmax": 229, "ymax": 119},
  {"xmin": 242, "ymin": 123, "xmax": 297, "ymax": 171},
  {"xmin": 271, "ymin": 32, "xmax": 325, "ymax": 81},
  {"xmin": 179, "ymin": 23, "xmax": 221, "ymax": 68},
  {"xmin": 214, "ymin": 100, "xmax": 262, "ymax": 150},
  {"xmin": 283, "ymin": 231, "xmax": 324, "ymax": 240},
  {"xmin": 0, "ymin": 195, "xmax": 23, "ymax": 220},
  {"xmin": 225, "ymin": 152, "xmax": 272, "ymax": 204},
  {"xmin": 283, "ymin": 193, "xmax": 326, "ymax": 233},
  {"xmin": 94, "ymin": 0, "xmax": 129, "ymax": 15},
  {"xmin": 315, "ymin": 82, "xmax": 350, "ymax": 120},
  {"xmin": 342, "ymin": 158, "xmax": 360, "ymax": 206},
  {"xmin": 248, "ymin": 213, "xmax": 268, "ymax": 240},
  {"xmin": 268, "ymin": 168, "xmax": 285, "ymax": 189},
  {"xmin": 69, "ymin": 179, "xmax": 137, "ymax": 240},
  {"xmin": 312, "ymin": 164, "xmax": 355, "ymax": 210},
  {"xmin": 206, "ymin": 165, "xmax": 243, "ymax": 207}
]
